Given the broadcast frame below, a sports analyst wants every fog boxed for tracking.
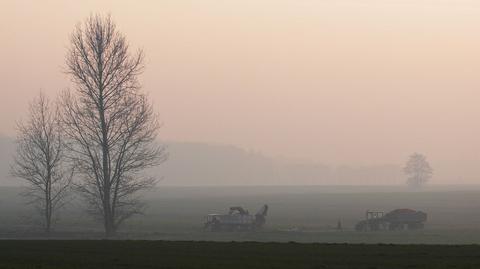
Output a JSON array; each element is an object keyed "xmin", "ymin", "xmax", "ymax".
[
  {"xmin": 1, "ymin": 0, "xmax": 480, "ymax": 185},
  {"xmin": 4, "ymin": 3, "xmax": 480, "ymax": 257}
]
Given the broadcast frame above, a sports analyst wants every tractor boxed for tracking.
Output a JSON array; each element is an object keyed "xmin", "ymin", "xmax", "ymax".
[{"xmin": 355, "ymin": 208, "xmax": 427, "ymax": 231}]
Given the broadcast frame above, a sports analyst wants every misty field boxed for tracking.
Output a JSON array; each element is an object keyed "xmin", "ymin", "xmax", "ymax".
[
  {"xmin": 1, "ymin": 185, "xmax": 480, "ymax": 244},
  {"xmin": 1, "ymin": 240, "xmax": 480, "ymax": 269}
]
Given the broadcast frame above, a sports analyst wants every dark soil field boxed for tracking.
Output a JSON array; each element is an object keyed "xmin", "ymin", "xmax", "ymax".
[{"xmin": 0, "ymin": 240, "xmax": 479, "ymax": 269}]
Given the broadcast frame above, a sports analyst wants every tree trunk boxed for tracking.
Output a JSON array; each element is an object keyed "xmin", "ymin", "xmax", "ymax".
[
  {"xmin": 45, "ymin": 169, "xmax": 52, "ymax": 234},
  {"xmin": 45, "ymin": 194, "xmax": 51, "ymax": 234},
  {"xmin": 104, "ymin": 220, "xmax": 115, "ymax": 237},
  {"xmin": 99, "ymin": 84, "xmax": 114, "ymax": 237},
  {"xmin": 103, "ymin": 195, "xmax": 116, "ymax": 237}
]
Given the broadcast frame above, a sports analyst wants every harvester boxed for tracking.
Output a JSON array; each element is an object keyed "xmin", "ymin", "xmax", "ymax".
[
  {"xmin": 204, "ymin": 204, "xmax": 268, "ymax": 231},
  {"xmin": 355, "ymin": 208, "xmax": 427, "ymax": 231}
]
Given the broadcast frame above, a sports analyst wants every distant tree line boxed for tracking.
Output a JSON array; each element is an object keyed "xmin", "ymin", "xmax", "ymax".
[{"xmin": 11, "ymin": 15, "xmax": 166, "ymax": 237}]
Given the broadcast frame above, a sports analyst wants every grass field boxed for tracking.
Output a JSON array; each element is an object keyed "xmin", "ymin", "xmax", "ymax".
[
  {"xmin": 1, "ymin": 186, "xmax": 480, "ymax": 268},
  {"xmin": 1, "ymin": 185, "xmax": 480, "ymax": 244},
  {"xmin": 0, "ymin": 240, "xmax": 479, "ymax": 269}
]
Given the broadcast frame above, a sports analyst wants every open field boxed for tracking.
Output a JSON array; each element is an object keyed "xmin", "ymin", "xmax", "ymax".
[
  {"xmin": 0, "ymin": 240, "xmax": 480, "ymax": 269},
  {"xmin": 1, "ymin": 185, "xmax": 480, "ymax": 243}
]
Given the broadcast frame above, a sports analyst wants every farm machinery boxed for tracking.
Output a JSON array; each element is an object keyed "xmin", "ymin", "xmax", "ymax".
[
  {"xmin": 204, "ymin": 204, "xmax": 269, "ymax": 231},
  {"xmin": 355, "ymin": 209, "xmax": 427, "ymax": 231}
]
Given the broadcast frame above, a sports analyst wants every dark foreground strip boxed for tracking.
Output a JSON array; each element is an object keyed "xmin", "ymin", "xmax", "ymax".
[{"xmin": 0, "ymin": 240, "xmax": 479, "ymax": 269}]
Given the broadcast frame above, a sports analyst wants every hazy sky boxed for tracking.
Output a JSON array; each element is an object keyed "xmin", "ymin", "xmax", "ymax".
[{"xmin": 1, "ymin": 0, "xmax": 480, "ymax": 181}]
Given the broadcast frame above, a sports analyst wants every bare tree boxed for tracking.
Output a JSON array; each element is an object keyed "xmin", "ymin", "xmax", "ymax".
[
  {"xmin": 11, "ymin": 93, "xmax": 72, "ymax": 233},
  {"xmin": 403, "ymin": 153, "xmax": 432, "ymax": 188},
  {"xmin": 61, "ymin": 15, "xmax": 166, "ymax": 237}
]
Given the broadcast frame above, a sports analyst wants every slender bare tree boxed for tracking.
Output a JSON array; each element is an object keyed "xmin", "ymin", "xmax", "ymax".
[
  {"xmin": 11, "ymin": 93, "xmax": 72, "ymax": 233},
  {"xmin": 61, "ymin": 14, "xmax": 166, "ymax": 237},
  {"xmin": 403, "ymin": 153, "xmax": 433, "ymax": 188}
]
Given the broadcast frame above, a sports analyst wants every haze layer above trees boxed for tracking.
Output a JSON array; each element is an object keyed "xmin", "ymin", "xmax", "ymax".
[{"xmin": 1, "ymin": 135, "xmax": 402, "ymax": 186}]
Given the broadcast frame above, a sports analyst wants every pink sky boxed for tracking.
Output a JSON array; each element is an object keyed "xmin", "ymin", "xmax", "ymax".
[{"xmin": 1, "ymin": 0, "xmax": 480, "ymax": 182}]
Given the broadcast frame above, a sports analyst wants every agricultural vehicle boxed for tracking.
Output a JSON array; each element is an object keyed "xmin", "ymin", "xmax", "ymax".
[
  {"xmin": 204, "ymin": 204, "xmax": 268, "ymax": 231},
  {"xmin": 355, "ymin": 208, "xmax": 427, "ymax": 231}
]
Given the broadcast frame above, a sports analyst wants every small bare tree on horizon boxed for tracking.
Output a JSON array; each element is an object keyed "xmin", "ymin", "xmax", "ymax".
[
  {"xmin": 61, "ymin": 14, "xmax": 166, "ymax": 237},
  {"xmin": 11, "ymin": 93, "xmax": 72, "ymax": 233},
  {"xmin": 404, "ymin": 152, "xmax": 432, "ymax": 188}
]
